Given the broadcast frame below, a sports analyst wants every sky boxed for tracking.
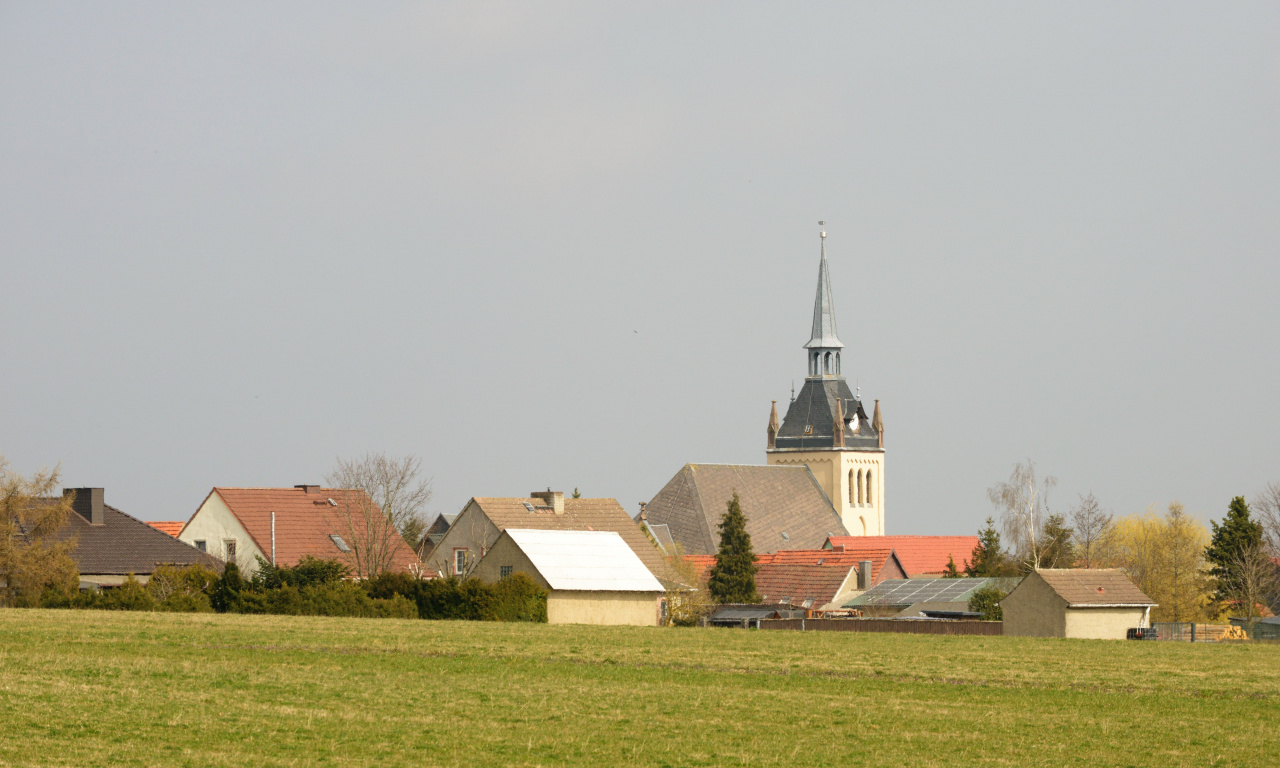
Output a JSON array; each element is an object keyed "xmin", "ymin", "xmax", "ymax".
[{"xmin": 2, "ymin": 3, "xmax": 1278, "ymax": 535}]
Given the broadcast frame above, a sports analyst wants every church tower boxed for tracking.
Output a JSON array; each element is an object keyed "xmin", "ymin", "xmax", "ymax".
[{"xmin": 766, "ymin": 225, "xmax": 886, "ymax": 536}]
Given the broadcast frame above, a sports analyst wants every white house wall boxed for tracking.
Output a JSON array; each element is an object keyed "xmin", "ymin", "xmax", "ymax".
[{"xmin": 179, "ymin": 492, "xmax": 264, "ymax": 575}]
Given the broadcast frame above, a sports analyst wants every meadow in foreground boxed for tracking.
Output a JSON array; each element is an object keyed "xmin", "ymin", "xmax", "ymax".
[{"xmin": 1, "ymin": 609, "xmax": 1277, "ymax": 767}]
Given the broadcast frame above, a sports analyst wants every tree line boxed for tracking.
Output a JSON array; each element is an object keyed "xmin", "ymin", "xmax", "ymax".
[{"xmin": 957, "ymin": 460, "xmax": 1280, "ymax": 623}]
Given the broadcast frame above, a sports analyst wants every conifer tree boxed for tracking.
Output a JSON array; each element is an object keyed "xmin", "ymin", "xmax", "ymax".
[
  {"xmin": 942, "ymin": 554, "xmax": 960, "ymax": 578},
  {"xmin": 707, "ymin": 491, "xmax": 759, "ymax": 604},
  {"xmin": 964, "ymin": 517, "xmax": 1011, "ymax": 577},
  {"xmin": 1206, "ymin": 496, "xmax": 1264, "ymax": 608}
]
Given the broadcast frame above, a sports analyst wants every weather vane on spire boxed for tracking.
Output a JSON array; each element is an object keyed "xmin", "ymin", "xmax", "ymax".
[{"xmin": 819, "ymin": 220, "xmax": 826, "ymax": 239}]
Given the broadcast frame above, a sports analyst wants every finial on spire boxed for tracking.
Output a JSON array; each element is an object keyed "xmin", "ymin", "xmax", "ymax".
[{"xmin": 819, "ymin": 220, "xmax": 826, "ymax": 239}]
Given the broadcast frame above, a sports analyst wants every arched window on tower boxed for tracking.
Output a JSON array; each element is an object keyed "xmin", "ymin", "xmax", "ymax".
[
  {"xmin": 835, "ymin": 352, "xmax": 841, "ymax": 374},
  {"xmin": 866, "ymin": 469, "xmax": 874, "ymax": 506},
  {"xmin": 848, "ymin": 469, "xmax": 855, "ymax": 504},
  {"xmin": 859, "ymin": 516, "xmax": 867, "ymax": 536},
  {"xmin": 856, "ymin": 469, "xmax": 863, "ymax": 505},
  {"xmin": 824, "ymin": 351, "xmax": 832, "ymax": 374}
]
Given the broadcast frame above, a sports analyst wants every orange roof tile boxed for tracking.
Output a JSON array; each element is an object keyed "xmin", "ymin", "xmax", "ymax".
[
  {"xmin": 684, "ymin": 547, "xmax": 905, "ymax": 587},
  {"xmin": 212, "ymin": 487, "xmax": 422, "ymax": 576},
  {"xmin": 147, "ymin": 521, "xmax": 184, "ymax": 537},
  {"xmin": 755, "ymin": 563, "xmax": 857, "ymax": 608},
  {"xmin": 826, "ymin": 535, "xmax": 979, "ymax": 576}
]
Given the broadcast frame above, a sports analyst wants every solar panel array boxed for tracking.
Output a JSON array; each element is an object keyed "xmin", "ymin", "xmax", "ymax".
[{"xmin": 846, "ymin": 578, "xmax": 993, "ymax": 606}]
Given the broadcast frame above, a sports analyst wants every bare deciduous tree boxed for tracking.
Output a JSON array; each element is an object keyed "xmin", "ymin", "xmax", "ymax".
[
  {"xmin": 1223, "ymin": 543, "xmax": 1280, "ymax": 623},
  {"xmin": 1252, "ymin": 482, "xmax": 1280, "ymax": 558},
  {"xmin": 0, "ymin": 458, "xmax": 79, "ymax": 607},
  {"xmin": 325, "ymin": 453, "xmax": 433, "ymax": 579},
  {"xmin": 988, "ymin": 460, "xmax": 1057, "ymax": 571},
  {"xmin": 1070, "ymin": 492, "xmax": 1115, "ymax": 569}
]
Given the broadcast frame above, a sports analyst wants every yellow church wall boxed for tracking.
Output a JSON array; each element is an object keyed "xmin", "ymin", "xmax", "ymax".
[{"xmin": 767, "ymin": 449, "xmax": 884, "ymax": 536}]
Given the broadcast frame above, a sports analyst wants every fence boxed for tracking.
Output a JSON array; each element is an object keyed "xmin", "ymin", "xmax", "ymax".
[
  {"xmin": 759, "ymin": 617, "xmax": 1003, "ymax": 636},
  {"xmin": 1138, "ymin": 622, "xmax": 1247, "ymax": 642}
]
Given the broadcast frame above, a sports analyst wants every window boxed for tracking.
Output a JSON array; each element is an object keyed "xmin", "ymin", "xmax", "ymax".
[
  {"xmin": 866, "ymin": 470, "xmax": 874, "ymax": 506},
  {"xmin": 500, "ymin": 566, "xmax": 513, "ymax": 579},
  {"xmin": 224, "ymin": 539, "xmax": 237, "ymax": 561},
  {"xmin": 329, "ymin": 534, "xmax": 351, "ymax": 553},
  {"xmin": 453, "ymin": 549, "xmax": 467, "ymax": 575},
  {"xmin": 848, "ymin": 470, "xmax": 855, "ymax": 504},
  {"xmin": 857, "ymin": 469, "xmax": 864, "ymax": 505},
  {"xmin": 194, "ymin": 540, "xmax": 207, "ymax": 553}
]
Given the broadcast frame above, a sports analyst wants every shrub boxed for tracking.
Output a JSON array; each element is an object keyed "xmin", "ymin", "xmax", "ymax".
[
  {"xmin": 254, "ymin": 556, "xmax": 350, "ymax": 590},
  {"xmin": 488, "ymin": 573, "xmax": 548, "ymax": 622},
  {"xmin": 968, "ymin": 585, "xmax": 1007, "ymax": 621},
  {"xmin": 158, "ymin": 591, "xmax": 214, "ymax": 613},
  {"xmin": 101, "ymin": 576, "xmax": 158, "ymax": 612},
  {"xmin": 210, "ymin": 562, "xmax": 244, "ymax": 613}
]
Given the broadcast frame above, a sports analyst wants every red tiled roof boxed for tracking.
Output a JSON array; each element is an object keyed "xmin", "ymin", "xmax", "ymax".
[
  {"xmin": 826, "ymin": 535, "xmax": 980, "ymax": 576},
  {"xmin": 147, "ymin": 521, "xmax": 184, "ymax": 537},
  {"xmin": 684, "ymin": 547, "xmax": 905, "ymax": 586},
  {"xmin": 755, "ymin": 563, "xmax": 856, "ymax": 609},
  {"xmin": 211, "ymin": 487, "xmax": 422, "ymax": 576}
]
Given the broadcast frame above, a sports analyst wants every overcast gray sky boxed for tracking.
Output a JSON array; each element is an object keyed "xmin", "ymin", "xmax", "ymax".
[{"xmin": 2, "ymin": 3, "xmax": 1277, "ymax": 535}]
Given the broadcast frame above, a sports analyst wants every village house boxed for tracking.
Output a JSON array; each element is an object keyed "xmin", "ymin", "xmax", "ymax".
[
  {"xmin": 472, "ymin": 528, "xmax": 665, "ymax": 626},
  {"xmin": 55, "ymin": 488, "xmax": 213, "ymax": 587},
  {"xmin": 423, "ymin": 491, "xmax": 669, "ymax": 583},
  {"xmin": 1001, "ymin": 569, "xmax": 1156, "ymax": 640},
  {"xmin": 178, "ymin": 485, "xmax": 423, "ymax": 578}
]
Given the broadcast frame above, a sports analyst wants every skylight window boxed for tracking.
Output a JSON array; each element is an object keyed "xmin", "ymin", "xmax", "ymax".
[
  {"xmin": 523, "ymin": 502, "xmax": 535, "ymax": 512},
  {"xmin": 329, "ymin": 534, "xmax": 351, "ymax": 553}
]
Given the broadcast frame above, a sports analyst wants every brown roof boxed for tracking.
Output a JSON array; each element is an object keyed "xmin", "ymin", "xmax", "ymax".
[
  {"xmin": 147, "ymin": 521, "xmax": 184, "ymax": 537},
  {"xmin": 644, "ymin": 464, "xmax": 848, "ymax": 556},
  {"xmin": 827, "ymin": 535, "xmax": 980, "ymax": 576},
  {"xmin": 469, "ymin": 497, "xmax": 668, "ymax": 580},
  {"xmin": 209, "ymin": 487, "xmax": 421, "ymax": 574},
  {"xmin": 1034, "ymin": 569, "xmax": 1156, "ymax": 607},
  {"xmin": 755, "ymin": 563, "xmax": 856, "ymax": 608}
]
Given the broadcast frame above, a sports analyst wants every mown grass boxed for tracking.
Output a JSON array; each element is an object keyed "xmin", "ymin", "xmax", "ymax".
[{"xmin": 1, "ymin": 610, "xmax": 1277, "ymax": 767}]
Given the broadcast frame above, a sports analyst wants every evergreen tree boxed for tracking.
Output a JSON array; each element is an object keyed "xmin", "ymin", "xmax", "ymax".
[
  {"xmin": 1206, "ymin": 496, "xmax": 1264, "ymax": 607},
  {"xmin": 1038, "ymin": 514, "xmax": 1077, "ymax": 568},
  {"xmin": 210, "ymin": 561, "xmax": 243, "ymax": 613},
  {"xmin": 707, "ymin": 491, "xmax": 760, "ymax": 604},
  {"xmin": 942, "ymin": 554, "xmax": 960, "ymax": 578},
  {"xmin": 964, "ymin": 517, "xmax": 1011, "ymax": 577}
]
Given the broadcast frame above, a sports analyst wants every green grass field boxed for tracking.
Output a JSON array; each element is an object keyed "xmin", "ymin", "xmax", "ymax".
[{"xmin": 1, "ymin": 610, "xmax": 1277, "ymax": 767}]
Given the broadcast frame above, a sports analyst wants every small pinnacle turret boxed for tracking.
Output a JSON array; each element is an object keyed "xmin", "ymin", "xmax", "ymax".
[{"xmin": 767, "ymin": 400, "xmax": 780, "ymax": 449}]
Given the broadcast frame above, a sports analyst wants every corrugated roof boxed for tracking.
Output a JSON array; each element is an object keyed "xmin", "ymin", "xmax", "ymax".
[
  {"xmin": 469, "ymin": 497, "xmax": 668, "ymax": 580},
  {"xmin": 1034, "ymin": 569, "xmax": 1156, "ymax": 607},
  {"xmin": 503, "ymin": 529, "xmax": 664, "ymax": 592},
  {"xmin": 827, "ymin": 535, "xmax": 980, "ymax": 576}
]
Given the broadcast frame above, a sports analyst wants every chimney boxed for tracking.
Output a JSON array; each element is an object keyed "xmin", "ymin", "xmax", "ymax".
[
  {"xmin": 295, "ymin": 485, "xmax": 322, "ymax": 494},
  {"xmin": 65, "ymin": 488, "xmax": 104, "ymax": 526},
  {"xmin": 857, "ymin": 559, "xmax": 873, "ymax": 590},
  {"xmin": 530, "ymin": 490, "xmax": 565, "ymax": 514},
  {"xmin": 638, "ymin": 502, "xmax": 647, "ymax": 521}
]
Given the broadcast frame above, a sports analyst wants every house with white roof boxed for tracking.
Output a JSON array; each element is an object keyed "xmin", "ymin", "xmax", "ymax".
[{"xmin": 472, "ymin": 528, "xmax": 665, "ymax": 626}]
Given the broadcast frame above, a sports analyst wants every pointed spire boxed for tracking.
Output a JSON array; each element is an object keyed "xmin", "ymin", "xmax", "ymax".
[
  {"xmin": 805, "ymin": 225, "xmax": 844, "ymax": 351},
  {"xmin": 832, "ymin": 397, "xmax": 846, "ymax": 449},
  {"xmin": 767, "ymin": 400, "xmax": 780, "ymax": 450},
  {"xmin": 872, "ymin": 399, "xmax": 884, "ymax": 448}
]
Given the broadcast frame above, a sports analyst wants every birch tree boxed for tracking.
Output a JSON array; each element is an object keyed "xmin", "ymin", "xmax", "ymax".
[{"xmin": 987, "ymin": 460, "xmax": 1057, "ymax": 571}]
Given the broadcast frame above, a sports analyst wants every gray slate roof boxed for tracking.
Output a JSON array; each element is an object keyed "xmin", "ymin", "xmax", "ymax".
[
  {"xmin": 643, "ymin": 463, "xmax": 848, "ymax": 556},
  {"xmin": 52, "ymin": 503, "xmax": 214, "ymax": 575},
  {"xmin": 773, "ymin": 378, "xmax": 881, "ymax": 451},
  {"xmin": 805, "ymin": 239, "xmax": 844, "ymax": 350}
]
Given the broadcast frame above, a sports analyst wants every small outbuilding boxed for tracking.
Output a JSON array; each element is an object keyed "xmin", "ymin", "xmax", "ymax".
[
  {"xmin": 473, "ymin": 528, "xmax": 665, "ymax": 626},
  {"xmin": 1002, "ymin": 569, "xmax": 1155, "ymax": 640}
]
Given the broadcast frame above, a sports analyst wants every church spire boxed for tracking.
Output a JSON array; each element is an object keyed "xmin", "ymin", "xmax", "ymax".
[
  {"xmin": 767, "ymin": 400, "xmax": 780, "ymax": 449},
  {"xmin": 803, "ymin": 223, "xmax": 844, "ymax": 377}
]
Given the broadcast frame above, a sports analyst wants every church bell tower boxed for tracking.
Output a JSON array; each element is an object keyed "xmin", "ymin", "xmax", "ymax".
[{"xmin": 766, "ymin": 225, "xmax": 886, "ymax": 536}]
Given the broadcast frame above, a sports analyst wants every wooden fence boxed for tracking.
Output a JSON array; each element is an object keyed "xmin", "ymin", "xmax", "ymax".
[{"xmin": 759, "ymin": 617, "xmax": 1003, "ymax": 636}]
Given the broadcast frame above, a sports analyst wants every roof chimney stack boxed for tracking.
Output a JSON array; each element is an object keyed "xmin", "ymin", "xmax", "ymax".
[
  {"xmin": 295, "ymin": 485, "xmax": 322, "ymax": 494},
  {"xmin": 530, "ymin": 490, "xmax": 565, "ymax": 514},
  {"xmin": 65, "ymin": 488, "xmax": 104, "ymax": 526},
  {"xmin": 858, "ymin": 559, "xmax": 873, "ymax": 590}
]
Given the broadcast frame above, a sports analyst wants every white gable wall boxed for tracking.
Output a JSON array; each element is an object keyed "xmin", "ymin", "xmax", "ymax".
[{"xmin": 179, "ymin": 491, "xmax": 264, "ymax": 575}]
